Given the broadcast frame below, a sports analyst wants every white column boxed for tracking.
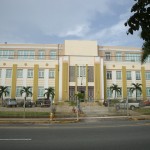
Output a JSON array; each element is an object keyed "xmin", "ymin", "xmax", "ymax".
[
  {"xmin": 44, "ymin": 69, "xmax": 49, "ymax": 88},
  {"xmin": 1, "ymin": 69, "xmax": 6, "ymax": 86},
  {"xmin": 23, "ymin": 69, "xmax": 27, "ymax": 87}
]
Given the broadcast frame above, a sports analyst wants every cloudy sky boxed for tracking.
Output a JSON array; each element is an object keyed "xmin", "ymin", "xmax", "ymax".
[{"xmin": 0, "ymin": 0, "xmax": 143, "ymax": 47}]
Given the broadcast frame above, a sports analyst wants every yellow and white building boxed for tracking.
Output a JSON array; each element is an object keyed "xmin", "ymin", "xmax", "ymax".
[{"xmin": 0, "ymin": 40, "xmax": 150, "ymax": 102}]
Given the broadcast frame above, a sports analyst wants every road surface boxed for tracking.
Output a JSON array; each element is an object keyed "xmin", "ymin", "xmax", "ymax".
[{"xmin": 0, "ymin": 120, "xmax": 150, "ymax": 150}]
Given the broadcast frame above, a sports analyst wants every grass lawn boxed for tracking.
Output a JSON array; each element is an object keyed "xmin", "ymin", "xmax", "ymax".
[
  {"xmin": 0, "ymin": 111, "xmax": 78, "ymax": 118},
  {"xmin": 0, "ymin": 111, "xmax": 50, "ymax": 118},
  {"xmin": 135, "ymin": 108, "xmax": 150, "ymax": 115}
]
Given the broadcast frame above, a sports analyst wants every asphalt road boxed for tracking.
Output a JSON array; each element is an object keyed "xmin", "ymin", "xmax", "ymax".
[{"xmin": 0, "ymin": 120, "xmax": 150, "ymax": 150}]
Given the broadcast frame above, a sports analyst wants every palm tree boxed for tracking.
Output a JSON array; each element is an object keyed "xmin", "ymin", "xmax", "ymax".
[
  {"xmin": 0, "ymin": 86, "xmax": 9, "ymax": 106},
  {"xmin": 44, "ymin": 87, "xmax": 55, "ymax": 102},
  {"xmin": 110, "ymin": 84, "xmax": 121, "ymax": 99},
  {"xmin": 129, "ymin": 83, "xmax": 142, "ymax": 101},
  {"xmin": 20, "ymin": 86, "xmax": 32, "ymax": 118},
  {"xmin": 141, "ymin": 41, "xmax": 150, "ymax": 64}
]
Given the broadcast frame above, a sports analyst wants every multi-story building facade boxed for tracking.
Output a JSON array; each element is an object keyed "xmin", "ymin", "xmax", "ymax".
[{"xmin": 0, "ymin": 40, "xmax": 150, "ymax": 102}]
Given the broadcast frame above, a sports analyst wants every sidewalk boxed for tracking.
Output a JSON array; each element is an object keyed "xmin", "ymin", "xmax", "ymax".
[{"xmin": 0, "ymin": 115, "xmax": 150, "ymax": 125}]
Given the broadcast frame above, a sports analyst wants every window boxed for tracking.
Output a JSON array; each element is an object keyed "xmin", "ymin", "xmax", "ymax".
[
  {"xmin": 116, "ymin": 71, "xmax": 121, "ymax": 80},
  {"xmin": 18, "ymin": 50, "xmax": 35, "ymax": 59},
  {"xmin": 117, "ymin": 88, "xmax": 122, "ymax": 97},
  {"xmin": 77, "ymin": 66, "xmax": 86, "ymax": 77},
  {"xmin": 136, "ymin": 71, "xmax": 141, "ymax": 80},
  {"xmin": 16, "ymin": 86, "xmax": 22, "ymax": 97},
  {"xmin": 7, "ymin": 86, "xmax": 11, "ymax": 97},
  {"xmin": 39, "ymin": 69, "xmax": 44, "ymax": 78},
  {"xmin": 146, "ymin": 88, "xmax": 150, "ymax": 97},
  {"xmin": 0, "ymin": 50, "xmax": 14, "ymax": 59},
  {"xmin": 38, "ymin": 50, "xmax": 45, "ymax": 59},
  {"xmin": 137, "ymin": 90, "xmax": 141, "ymax": 97},
  {"xmin": 125, "ymin": 53, "xmax": 140, "ymax": 62},
  {"xmin": 50, "ymin": 50, "xmax": 57, "ymax": 60},
  {"xmin": 107, "ymin": 71, "xmax": 112, "ymax": 79},
  {"xmin": 17, "ymin": 69, "xmax": 23, "ymax": 78},
  {"xmin": 116, "ymin": 52, "xmax": 122, "ymax": 61},
  {"xmin": 27, "ymin": 69, "xmax": 33, "ymax": 78},
  {"xmin": 38, "ymin": 87, "xmax": 44, "ymax": 97},
  {"xmin": 105, "ymin": 52, "xmax": 111, "ymax": 61},
  {"xmin": 107, "ymin": 88, "xmax": 112, "ymax": 98},
  {"xmin": 126, "ymin": 71, "xmax": 131, "ymax": 80},
  {"xmin": 0, "ymin": 69, "xmax": 1, "ymax": 78},
  {"xmin": 146, "ymin": 72, "xmax": 150, "ymax": 80},
  {"xmin": 49, "ymin": 70, "xmax": 55, "ymax": 78},
  {"xmin": 127, "ymin": 88, "xmax": 132, "ymax": 97},
  {"xmin": 28, "ymin": 87, "xmax": 33, "ymax": 97},
  {"xmin": 6, "ymin": 69, "xmax": 12, "ymax": 78}
]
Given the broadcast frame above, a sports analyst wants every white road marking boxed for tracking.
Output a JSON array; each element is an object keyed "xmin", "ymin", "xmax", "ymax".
[{"xmin": 0, "ymin": 139, "xmax": 32, "ymax": 141}]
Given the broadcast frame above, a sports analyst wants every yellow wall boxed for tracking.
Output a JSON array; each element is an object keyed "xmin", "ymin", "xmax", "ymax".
[
  {"xmin": 86, "ymin": 64, "xmax": 88, "ymax": 100},
  {"xmin": 94, "ymin": 63, "xmax": 100, "ymax": 101},
  {"xmin": 141, "ymin": 66, "xmax": 146, "ymax": 100},
  {"xmin": 11, "ymin": 64, "xmax": 17, "ymax": 98},
  {"xmin": 62, "ymin": 62, "xmax": 68, "ymax": 101},
  {"xmin": 55, "ymin": 65, "xmax": 59, "ymax": 103},
  {"xmin": 104, "ymin": 65, "xmax": 107, "ymax": 100},
  {"xmin": 122, "ymin": 66, "xmax": 127, "ymax": 99},
  {"xmin": 33, "ymin": 64, "xmax": 39, "ymax": 101}
]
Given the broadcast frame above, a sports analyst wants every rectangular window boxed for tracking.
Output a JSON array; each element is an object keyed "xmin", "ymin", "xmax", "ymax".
[
  {"xmin": 16, "ymin": 86, "xmax": 22, "ymax": 97},
  {"xmin": 126, "ymin": 71, "xmax": 131, "ymax": 80},
  {"xmin": 125, "ymin": 53, "xmax": 140, "ymax": 62},
  {"xmin": 107, "ymin": 71, "xmax": 112, "ymax": 79},
  {"xmin": 7, "ymin": 86, "xmax": 11, "ymax": 97},
  {"xmin": 137, "ymin": 90, "xmax": 141, "ymax": 97},
  {"xmin": 146, "ymin": 87, "xmax": 150, "ymax": 97},
  {"xmin": 27, "ymin": 69, "xmax": 33, "ymax": 78},
  {"xmin": 136, "ymin": 71, "xmax": 141, "ymax": 80},
  {"xmin": 50, "ymin": 50, "xmax": 57, "ymax": 60},
  {"xmin": 127, "ymin": 88, "xmax": 132, "ymax": 97},
  {"xmin": 38, "ymin": 87, "xmax": 44, "ymax": 97},
  {"xmin": 107, "ymin": 88, "xmax": 112, "ymax": 98},
  {"xmin": 0, "ymin": 50, "xmax": 14, "ymax": 59},
  {"xmin": 105, "ymin": 52, "xmax": 111, "ymax": 61},
  {"xmin": 6, "ymin": 69, "xmax": 12, "ymax": 78},
  {"xmin": 39, "ymin": 69, "xmax": 44, "ymax": 78},
  {"xmin": 116, "ymin": 52, "xmax": 122, "ymax": 61},
  {"xmin": 0, "ymin": 69, "xmax": 1, "ymax": 78},
  {"xmin": 17, "ymin": 69, "xmax": 23, "ymax": 78},
  {"xmin": 18, "ymin": 50, "xmax": 35, "ymax": 59},
  {"xmin": 116, "ymin": 71, "xmax": 121, "ymax": 80},
  {"xmin": 49, "ymin": 70, "xmax": 55, "ymax": 78},
  {"xmin": 146, "ymin": 72, "xmax": 150, "ymax": 80},
  {"xmin": 28, "ymin": 87, "xmax": 33, "ymax": 97},
  {"xmin": 117, "ymin": 88, "xmax": 122, "ymax": 98},
  {"xmin": 77, "ymin": 66, "xmax": 86, "ymax": 77},
  {"xmin": 38, "ymin": 50, "xmax": 45, "ymax": 59}
]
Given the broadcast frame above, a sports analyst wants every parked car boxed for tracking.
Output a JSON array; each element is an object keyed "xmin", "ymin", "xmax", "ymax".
[
  {"xmin": 143, "ymin": 100, "xmax": 150, "ymax": 106},
  {"xmin": 3, "ymin": 98, "xmax": 17, "ymax": 107},
  {"xmin": 115, "ymin": 99, "xmax": 140, "ymax": 110},
  {"xmin": 35, "ymin": 98, "xmax": 51, "ymax": 107},
  {"xmin": 17, "ymin": 99, "xmax": 35, "ymax": 107}
]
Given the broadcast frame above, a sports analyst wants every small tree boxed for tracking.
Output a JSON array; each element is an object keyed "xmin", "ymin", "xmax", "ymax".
[
  {"xmin": 20, "ymin": 86, "xmax": 32, "ymax": 118},
  {"xmin": 110, "ymin": 84, "xmax": 121, "ymax": 99},
  {"xmin": 130, "ymin": 83, "xmax": 142, "ymax": 101},
  {"xmin": 0, "ymin": 86, "xmax": 9, "ymax": 106},
  {"xmin": 44, "ymin": 87, "xmax": 55, "ymax": 103}
]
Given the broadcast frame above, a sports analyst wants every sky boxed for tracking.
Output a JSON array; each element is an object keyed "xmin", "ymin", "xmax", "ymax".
[{"xmin": 0, "ymin": 0, "xmax": 144, "ymax": 47}]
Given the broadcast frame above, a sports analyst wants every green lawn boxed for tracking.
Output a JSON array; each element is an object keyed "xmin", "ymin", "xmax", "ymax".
[
  {"xmin": 0, "ymin": 111, "xmax": 49, "ymax": 118},
  {"xmin": 135, "ymin": 108, "xmax": 150, "ymax": 115}
]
